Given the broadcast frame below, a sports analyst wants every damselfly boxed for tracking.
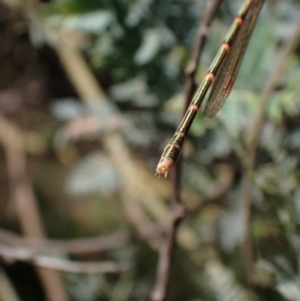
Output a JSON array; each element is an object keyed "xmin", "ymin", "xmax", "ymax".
[{"xmin": 155, "ymin": 0, "xmax": 265, "ymax": 178}]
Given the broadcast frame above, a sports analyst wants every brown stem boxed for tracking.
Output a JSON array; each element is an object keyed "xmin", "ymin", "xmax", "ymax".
[
  {"xmin": 241, "ymin": 14, "xmax": 300, "ymax": 284},
  {"xmin": 150, "ymin": 212, "xmax": 183, "ymax": 301},
  {"xmin": 151, "ymin": 1, "xmax": 223, "ymax": 300}
]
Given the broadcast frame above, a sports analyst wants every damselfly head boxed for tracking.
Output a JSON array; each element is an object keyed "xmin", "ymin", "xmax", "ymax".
[{"xmin": 155, "ymin": 158, "xmax": 173, "ymax": 178}]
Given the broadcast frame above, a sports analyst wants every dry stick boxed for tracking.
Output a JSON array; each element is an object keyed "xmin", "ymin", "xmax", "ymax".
[
  {"xmin": 151, "ymin": 1, "xmax": 223, "ymax": 300},
  {"xmin": 0, "ymin": 115, "xmax": 69, "ymax": 301},
  {"xmin": 150, "ymin": 219, "xmax": 179, "ymax": 301},
  {"xmin": 241, "ymin": 15, "xmax": 300, "ymax": 284}
]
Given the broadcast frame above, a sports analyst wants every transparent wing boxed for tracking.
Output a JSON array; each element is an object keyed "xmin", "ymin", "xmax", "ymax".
[{"xmin": 203, "ymin": 0, "xmax": 264, "ymax": 118}]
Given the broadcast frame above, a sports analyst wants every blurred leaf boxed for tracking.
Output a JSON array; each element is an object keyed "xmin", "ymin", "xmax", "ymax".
[
  {"xmin": 134, "ymin": 27, "xmax": 175, "ymax": 65},
  {"xmin": 218, "ymin": 197, "xmax": 246, "ymax": 252},
  {"xmin": 257, "ymin": 259, "xmax": 300, "ymax": 301},
  {"xmin": 205, "ymin": 259, "xmax": 258, "ymax": 301},
  {"xmin": 51, "ymin": 98, "xmax": 85, "ymax": 121},
  {"xmin": 109, "ymin": 76, "xmax": 158, "ymax": 107},
  {"xmin": 125, "ymin": 0, "xmax": 152, "ymax": 27},
  {"xmin": 110, "ymin": 77, "xmax": 148, "ymax": 102},
  {"xmin": 66, "ymin": 274, "xmax": 109, "ymax": 301},
  {"xmin": 65, "ymin": 152, "xmax": 120, "ymax": 196},
  {"xmin": 47, "ymin": 11, "xmax": 114, "ymax": 34},
  {"xmin": 206, "ymin": 130, "xmax": 231, "ymax": 159},
  {"xmin": 121, "ymin": 112, "xmax": 156, "ymax": 147},
  {"xmin": 277, "ymin": 280, "xmax": 300, "ymax": 301}
]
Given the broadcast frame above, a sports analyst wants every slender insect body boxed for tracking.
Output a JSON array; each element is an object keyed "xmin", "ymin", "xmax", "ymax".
[{"xmin": 155, "ymin": 0, "xmax": 265, "ymax": 177}]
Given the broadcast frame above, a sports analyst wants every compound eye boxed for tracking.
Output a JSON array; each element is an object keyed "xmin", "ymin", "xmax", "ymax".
[{"xmin": 155, "ymin": 158, "xmax": 173, "ymax": 178}]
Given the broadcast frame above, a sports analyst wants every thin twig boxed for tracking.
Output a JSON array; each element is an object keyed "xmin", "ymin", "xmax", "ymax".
[
  {"xmin": 151, "ymin": 1, "xmax": 223, "ymax": 300},
  {"xmin": 241, "ymin": 14, "xmax": 300, "ymax": 284},
  {"xmin": 0, "ymin": 243, "xmax": 128, "ymax": 274},
  {"xmin": 0, "ymin": 163, "xmax": 234, "ymax": 258},
  {"xmin": 0, "ymin": 225, "xmax": 169, "ymax": 255},
  {"xmin": 150, "ymin": 212, "xmax": 184, "ymax": 301}
]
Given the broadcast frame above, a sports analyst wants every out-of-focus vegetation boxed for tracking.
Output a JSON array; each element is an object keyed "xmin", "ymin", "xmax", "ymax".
[{"xmin": 0, "ymin": 0, "xmax": 300, "ymax": 300}]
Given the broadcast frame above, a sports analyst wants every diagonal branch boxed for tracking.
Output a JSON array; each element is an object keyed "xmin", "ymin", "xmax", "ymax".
[
  {"xmin": 241, "ymin": 14, "xmax": 300, "ymax": 284},
  {"xmin": 0, "ymin": 243, "xmax": 128, "ymax": 274}
]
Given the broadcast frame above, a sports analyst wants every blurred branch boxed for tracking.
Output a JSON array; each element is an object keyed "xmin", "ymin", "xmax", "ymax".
[
  {"xmin": 0, "ymin": 0, "xmax": 23, "ymax": 9},
  {"xmin": 53, "ymin": 32, "xmax": 201, "ymax": 252},
  {"xmin": 150, "ymin": 164, "xmax": 234, "ymax": 301},
  {"xmin": 0, "ymin": 228, "xmax": 130, "ymax": 254},
  {"xmin": 151, "ymin": 1, "xmax": 223, "ymax": 300},
  {"xmin": 241, "ymin": 14, "xmax": 300, "ymax": 284},
  {"xmin": 245, "ymin": 16, "xmax": 300, "ymax": 151},
  {"xmin": 156, "ymin": 163, "xmax": 234, "ymax": 298},
  {"xmin": 119, "ymin": 184, "xmax": 164, "ymax": 250},
  {"xmin": 0, "ymin": 243, "xmax": 128, "ymax": 274},
  {"xmin": 0, "ymin": 224, "xmax": 169, "ymax": 256},
  {"xmin": 150, "ymin": 208, "xmax": 185, "ymax": 301},
  {"xmin": 55, "ymin": 33, "xmax": 172, "ymax": 213},
  {"xmin": 0, "ymin": 114, "xmax": 69, "ymax": 301},
  {"xmin": 0, "ymin": 163, "xmax": 233, "ymax": 258},
  {"xmin": 0, "ymin": 0, "xmax": 203, "ymax": 287},
  {"xmin": 56, "ymin": 38, "xmax": 107, "ymax": 104}
]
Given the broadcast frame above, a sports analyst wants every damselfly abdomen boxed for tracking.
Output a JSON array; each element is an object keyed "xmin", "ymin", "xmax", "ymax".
[{"xmin": 156, "ymin": 0, "xmax": 265, "ymax": 178}]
